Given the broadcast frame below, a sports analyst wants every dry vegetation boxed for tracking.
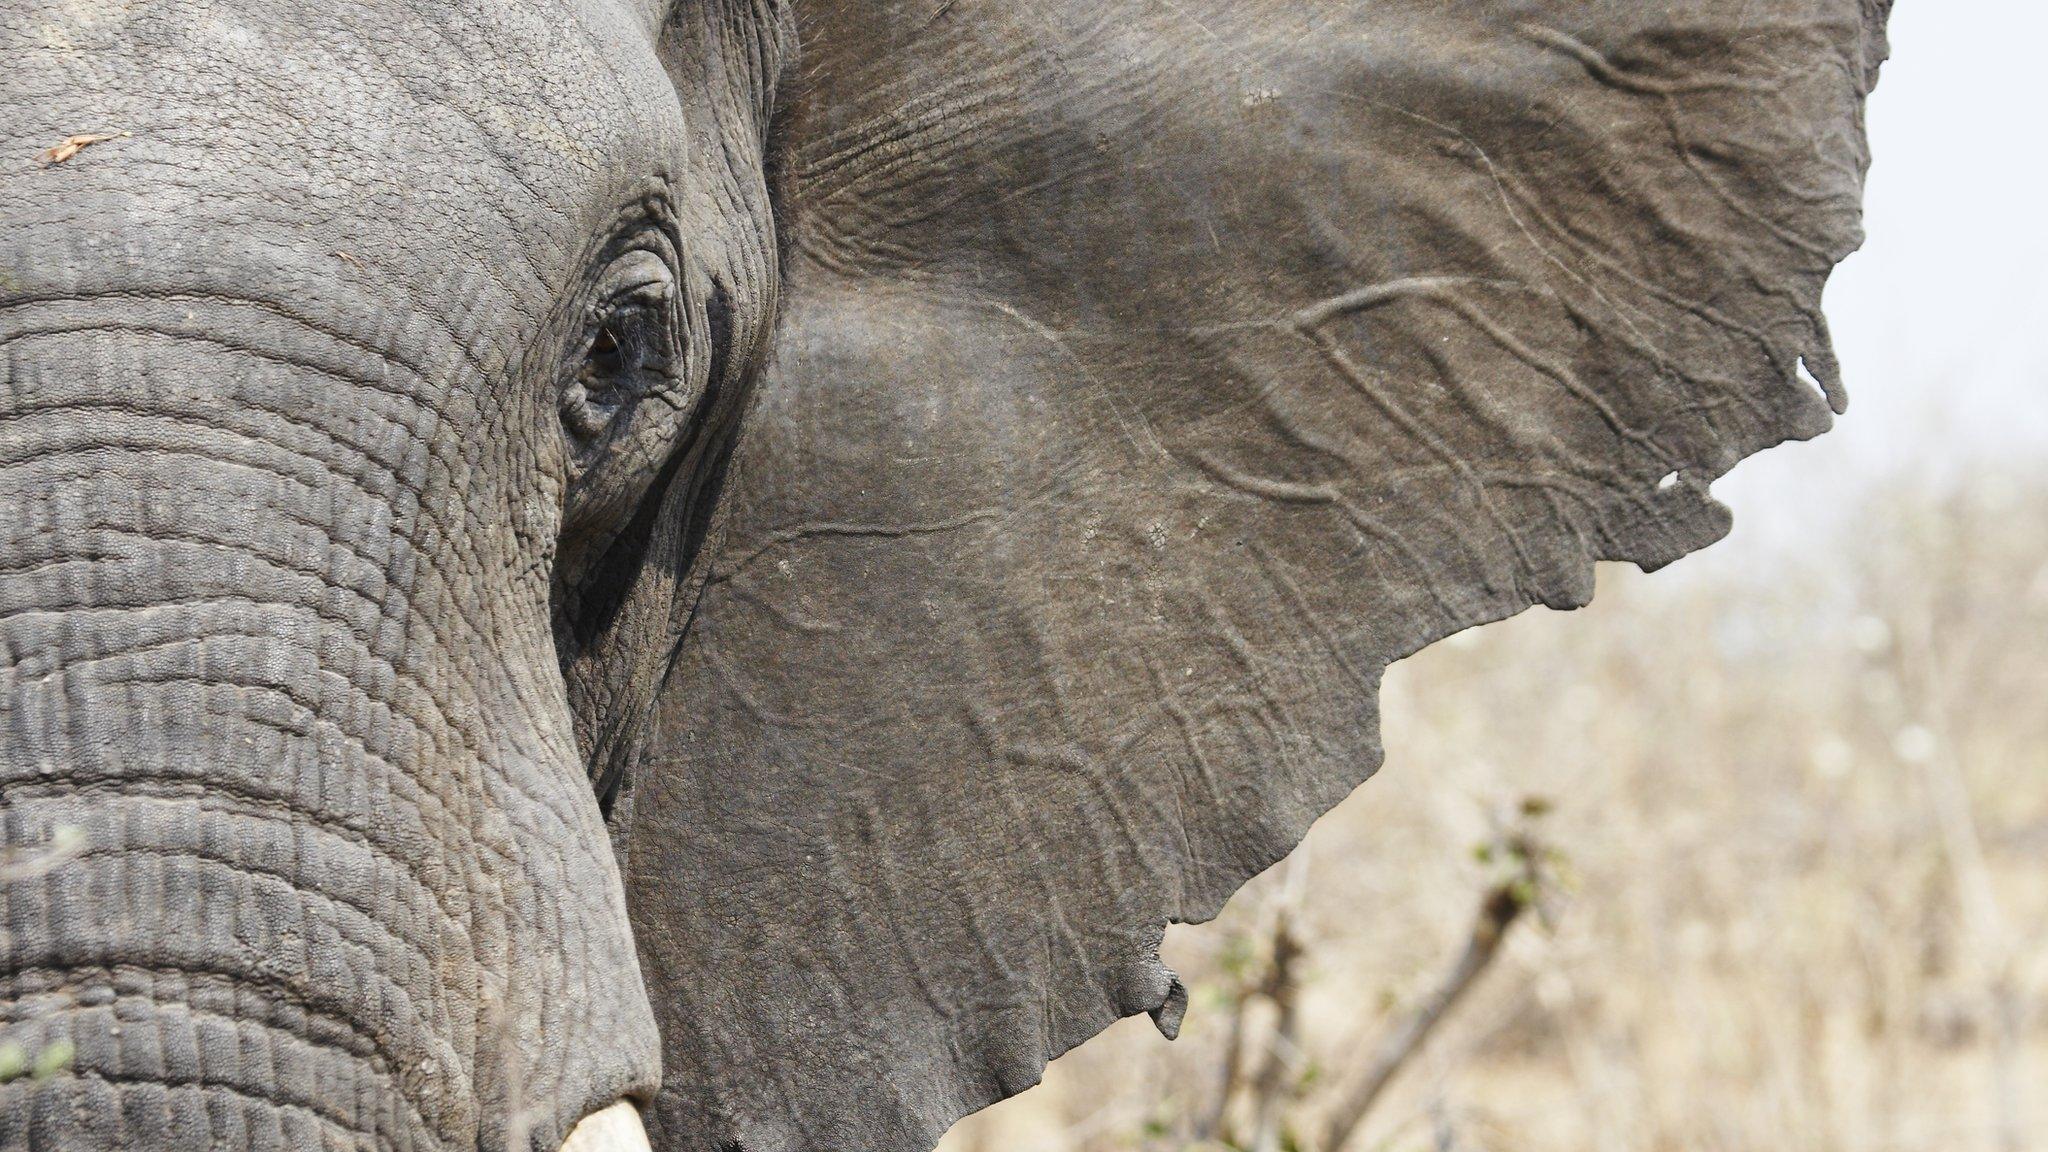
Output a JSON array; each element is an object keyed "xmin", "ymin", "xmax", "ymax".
[{"xmin": 940, "ymin": 467, "xmax": 2048, "ymax": 1152}]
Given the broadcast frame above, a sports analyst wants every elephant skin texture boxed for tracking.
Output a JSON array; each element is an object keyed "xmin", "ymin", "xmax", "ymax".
[{"xmin": 1, "ymin": 2, "xmax": 1891, "ymax": 1151}]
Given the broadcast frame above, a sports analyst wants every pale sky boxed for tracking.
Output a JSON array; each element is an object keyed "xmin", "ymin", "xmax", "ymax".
[{"xmin": 1703, "ymin": 1, "xmax": 2048, "ymax": 569}]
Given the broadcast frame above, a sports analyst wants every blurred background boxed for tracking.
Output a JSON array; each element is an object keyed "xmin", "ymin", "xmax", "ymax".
[{"xmin": 938, "ymin": 6, "xmax": 2048, "ymax": 1151}]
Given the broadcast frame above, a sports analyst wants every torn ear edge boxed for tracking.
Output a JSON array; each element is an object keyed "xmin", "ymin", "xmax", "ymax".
[{"xmin": 1147, "ymin": 948, "xmax": 1190, "ymax": 1040}]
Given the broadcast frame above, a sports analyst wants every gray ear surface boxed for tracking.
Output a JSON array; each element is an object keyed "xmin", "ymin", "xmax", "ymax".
[{"xmin": 625, "ymin": 3, "xmax": 1891, "ymax": 1149}]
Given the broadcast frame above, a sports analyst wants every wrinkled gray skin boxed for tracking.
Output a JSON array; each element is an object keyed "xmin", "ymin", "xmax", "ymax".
[{"xmin": 1, "ymin": 2, "xmax": 1890, "ymax": 1151}]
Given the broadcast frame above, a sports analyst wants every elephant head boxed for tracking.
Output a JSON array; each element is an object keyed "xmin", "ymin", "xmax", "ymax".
[{"xmin": 0, "ymin": 2, "xmax": 1891, "ymax": 1150}]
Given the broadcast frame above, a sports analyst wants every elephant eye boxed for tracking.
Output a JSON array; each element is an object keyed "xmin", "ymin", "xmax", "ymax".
[
  {"xmin": 563, "ymin": 320, "xmax": 636, "ymax": 440},
  {"xmin": 588, "ymin": 324, "xmax": 624, "ymax": 375},
  {"xmin": 560, "ymin": 248, "xmax": 682, "ymax": 447}
]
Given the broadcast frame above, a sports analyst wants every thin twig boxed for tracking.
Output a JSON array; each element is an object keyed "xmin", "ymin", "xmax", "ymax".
[
  {"xmin": 1195, "ymin": 978, "xmax": 1252, "ymax": 1143},
  {"xmin": 1319, "ymin": 825, "xmax": 1542, "ymax": 1152},
  {"xmin": 1245, "ymin": 914, "xmax": 1304, "ymax": 1152}
]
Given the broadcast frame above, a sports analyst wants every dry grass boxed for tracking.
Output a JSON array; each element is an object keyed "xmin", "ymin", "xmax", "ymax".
[{"xmin": 940, "ymin": 467, "xmax": 2048, "ymax": 1152}]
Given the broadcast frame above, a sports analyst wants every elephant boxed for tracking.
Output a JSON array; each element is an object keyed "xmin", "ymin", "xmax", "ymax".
[{"xmin": 0, "ymin": 1, "xmax": 1893, "ymax": 1150}]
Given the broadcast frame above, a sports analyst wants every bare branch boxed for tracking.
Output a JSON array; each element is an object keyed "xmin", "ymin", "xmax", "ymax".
[{"xmin": 1319, "ymin": 809, "xmax": 1551, "ymax": 1152}]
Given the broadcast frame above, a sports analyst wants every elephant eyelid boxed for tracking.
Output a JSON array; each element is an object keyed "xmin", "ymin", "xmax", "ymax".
[
  {"xmin": 593, "ymin": 248, "xmax": 676, "ymax": 307},
  {"xmin": 584, "ymin": 285, "xmax": 668, "ymax": 332}
]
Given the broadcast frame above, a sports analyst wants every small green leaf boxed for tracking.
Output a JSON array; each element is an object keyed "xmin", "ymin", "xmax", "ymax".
[
  {"xmin": 0, "ymin": 1041, "xmax": 27, "ymax": 1083},
  {"xmin": 32, "ymin": 1038, "xmax": 74, "ymax": 1079}
]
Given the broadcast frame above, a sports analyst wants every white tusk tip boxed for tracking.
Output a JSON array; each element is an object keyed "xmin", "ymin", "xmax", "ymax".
[{"xmin": 560, "ymin": 1101, "xmax": 651, "ymax": 1152}]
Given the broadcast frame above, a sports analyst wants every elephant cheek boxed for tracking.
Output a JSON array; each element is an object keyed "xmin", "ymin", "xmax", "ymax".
[{"xmin": 0, "ymin": 319, "xmax": 659, "ymax": 1150}]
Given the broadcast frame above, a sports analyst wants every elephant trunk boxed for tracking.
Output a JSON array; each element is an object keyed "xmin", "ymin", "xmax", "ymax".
[{"xmin": 0, "ymin": 315, "xmax": 646, "ymax": 1150}]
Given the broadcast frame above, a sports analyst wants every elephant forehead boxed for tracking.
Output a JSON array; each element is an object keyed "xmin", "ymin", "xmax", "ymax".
[{"xmin": 4, "ymin": 0, "xmax": 681, "ymax": 298}]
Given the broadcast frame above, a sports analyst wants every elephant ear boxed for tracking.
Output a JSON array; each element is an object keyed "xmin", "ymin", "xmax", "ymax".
[{"xmin": 625, "ymin": 2, "xmax": 1890, "ymax": 1148}]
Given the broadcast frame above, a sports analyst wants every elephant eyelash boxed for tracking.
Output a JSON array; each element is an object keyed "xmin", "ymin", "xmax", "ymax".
[{"xmin": 562, "ymin": 295, "xmax": 673, "ymax": 442}]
